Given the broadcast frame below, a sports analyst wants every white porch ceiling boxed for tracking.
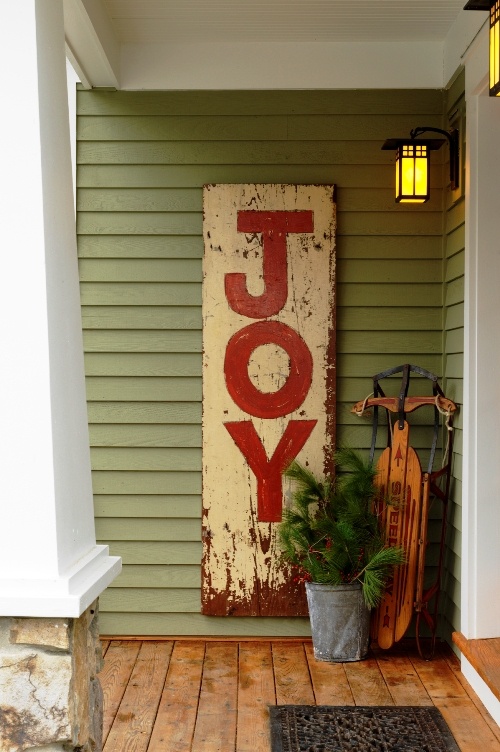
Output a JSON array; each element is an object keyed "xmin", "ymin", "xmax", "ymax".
[
  {"xmin": 102, "ymin": 0, "xmax": 467, "ymax": 43},
  {"xmin": 64, "ymin": 0, "xmax": 486, "ymax": 89}
]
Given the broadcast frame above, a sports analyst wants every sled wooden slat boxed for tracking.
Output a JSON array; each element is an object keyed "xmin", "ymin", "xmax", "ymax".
[
  {"xmin": 374, "ymin": 424, "xmax": 423, "ymax": 649},
  {"xmin": 395, "ymin": 446, "xmax": 422, "ymax": 642},
  {"xmin": 375, "ymin": 422, "xmax": 410, "ymax": 650}
]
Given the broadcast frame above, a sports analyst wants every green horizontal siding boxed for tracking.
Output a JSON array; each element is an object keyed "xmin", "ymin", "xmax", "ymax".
[
  {"xmin": 77, "ymin": 86, "xmax": 450, "ymax": 636},
  {"xmin": 440, "ymin": 71, "xmax": 465, "ymax": 649},
  {"xmin": 77, "ymin": 164, "xmax": 444, "ymax": 191},
  {"xmin": 76, "ymin": 89, "xmax": 445, "ymax": 117}
]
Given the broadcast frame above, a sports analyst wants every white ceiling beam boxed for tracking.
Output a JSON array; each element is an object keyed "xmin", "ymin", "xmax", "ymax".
[
  {"xmin": 63, "ymin": 0, "xmax": 120, "ymax": 88},
  {"xmin": 120, "ymin": 40, "xmax": 445, "ymax": 90}
]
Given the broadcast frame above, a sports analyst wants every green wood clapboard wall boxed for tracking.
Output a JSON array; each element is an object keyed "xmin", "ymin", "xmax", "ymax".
[
  {"xmin": 441, "ymin": 70, "xmax": 466, "ymax": 649},
  {"xmin": 76, "ymin": 87, "xmax": 461, "ymax": 637}
]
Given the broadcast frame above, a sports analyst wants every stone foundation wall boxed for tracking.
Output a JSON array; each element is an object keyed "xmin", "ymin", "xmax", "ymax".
[{"xmin": 0, "ymin": 601, "xmax": 103, "ymax": 752}]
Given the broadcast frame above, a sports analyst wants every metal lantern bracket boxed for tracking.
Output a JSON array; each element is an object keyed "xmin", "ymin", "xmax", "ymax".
[{"xmin": 410, "ymin": 127, "xmax": 460, "ymax": 191}]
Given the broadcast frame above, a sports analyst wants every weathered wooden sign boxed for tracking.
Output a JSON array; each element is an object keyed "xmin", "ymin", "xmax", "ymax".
[{"xmin": 202, "ymin": 184, "xmax": 336, "ymax": 616}]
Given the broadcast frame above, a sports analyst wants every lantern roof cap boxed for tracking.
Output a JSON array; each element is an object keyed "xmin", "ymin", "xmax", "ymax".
[
  {"xmin": 382, "ymin": 138, "xmax": 445, "ymax": 151},
  {"xmin": 464, "ymin": 1, "xmax": 494, "ymax": 11}
]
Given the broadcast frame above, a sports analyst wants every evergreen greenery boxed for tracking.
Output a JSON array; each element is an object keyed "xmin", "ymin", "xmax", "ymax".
[{"xmin": 278, "ymin": 447, "xmax": 406, "ymax": 609}]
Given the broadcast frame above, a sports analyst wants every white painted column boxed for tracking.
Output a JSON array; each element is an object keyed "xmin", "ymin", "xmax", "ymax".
[
  {"xmin": 463, "ymin": 26, "xmax": 500, "ymax": 642},
  {"xmin": 0, "ymin": 0, "xmax": 120, "ymax": 617}
]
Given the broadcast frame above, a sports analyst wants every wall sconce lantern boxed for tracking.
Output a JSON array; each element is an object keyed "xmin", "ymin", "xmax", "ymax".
[
  {"xmin": 382, "ymin": 127, "xmax": 459, "ymax": 203},
  {"xmin": 464, "ymin": 0, "xmax": 500, "ymax": 96}
]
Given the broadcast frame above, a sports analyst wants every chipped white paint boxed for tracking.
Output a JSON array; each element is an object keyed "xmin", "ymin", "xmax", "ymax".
[{"xmin": 202, "ymin": 184, "xmax": 336, "ymax": 616}]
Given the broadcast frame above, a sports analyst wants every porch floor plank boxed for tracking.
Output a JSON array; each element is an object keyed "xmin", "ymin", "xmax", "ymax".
[
  {"xmin": 304, "ymin": 642, "xmax": 355, "ymax": 706},
  {"xmin": 432, "ymin": 697, "xmax": 500, "ymax": 752},
  {"xmin": 237, "ymin": 642, "xmax": 276, "ymax": 752},
  {"xmin": 374, "ymin": 650, "xmax": 433, "ymax": 706},
  {"xmin": 272, "ymin": 642, "xmax": 315, "ymax": 705},
  {"xmin": 103, "ymin": 641, "xmax": 173, "ymax": 752},
  {"xmin": 191, "ymin": 641, "xmax": 238, "ymax": 752},
  {"xmin": 98, "ymin": 639, "xmax": 500, "ymax": 751},
  {"xmin": 100, "ymin": 640, "xmax": 142, "ymax": 745},
  {"xmin": 147, "ymin": 641, "xmax": 205, "ymax": 752},
  {"xmin": 343, "ymin": 656, "xmax": 394, "ymax": 705}
]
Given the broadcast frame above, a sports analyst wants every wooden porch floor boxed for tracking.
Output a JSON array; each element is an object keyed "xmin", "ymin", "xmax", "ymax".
[{"xmin": 99, "ymin": 638, "xmax": 500, "ymax": 752}]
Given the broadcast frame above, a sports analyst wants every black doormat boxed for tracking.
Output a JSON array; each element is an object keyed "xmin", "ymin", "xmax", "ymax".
[{"xmin": 269, "ymin": 705, "xmax": 460, "ymax": 751}]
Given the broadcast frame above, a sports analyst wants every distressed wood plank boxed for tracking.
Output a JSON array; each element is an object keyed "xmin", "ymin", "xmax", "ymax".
[
  {"xmin": 410, "ymin": 654, "xmax": 469, "ymax": 699},
  {"xmin": 147, "ymin": 641, "xmax": 205, "ymax": 752},
  {"xmin": 304, "ymin": 642, "xmax": 354, "ymax": 705},
  {"xmin": 191, "ymin": 642, "xmax": 238, "ymax": 751},
  {"xmin": 374, "ymin": 650, "xmax": 433, "ymax": 705},
  {"xmin": 432, "ymin": 697, "xmax": 500, "ymax": 752},
  {"xmin": 272, "ymin": 642, "xmax": 315, "ymax": 705},
  {"xmin": 103, "ymin": 641, "xmax": 172, "ymax": 752},
  {"xmin": 343, "ymin": 657, "xmax": 394, "ymax": 705},
  {"xmin": 99, "ymin": 640, "xmax": 141, "ymax": 745},
  {"xmin": 202, "ymin": 184, "xmax": 335, "ymax": 617},
  {"xmin": 237, "ymin": 642, "xmax": 276, "ymax": 752}
]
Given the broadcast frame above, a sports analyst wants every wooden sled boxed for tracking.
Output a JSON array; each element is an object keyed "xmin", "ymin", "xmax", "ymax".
[{"xmin": 352, "ymin": 364, "xmax": 457, "ymax": 659}]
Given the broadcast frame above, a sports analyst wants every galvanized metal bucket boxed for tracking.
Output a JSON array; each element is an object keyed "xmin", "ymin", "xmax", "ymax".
[{"xmin": 305, "ymin": 581, "xmax": 371, "ymax": 662}]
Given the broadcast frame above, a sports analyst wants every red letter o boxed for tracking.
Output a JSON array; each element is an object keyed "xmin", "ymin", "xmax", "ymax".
[{"xmin": 224, "ymin": 321, "xmax": 313, "ymax": 418}]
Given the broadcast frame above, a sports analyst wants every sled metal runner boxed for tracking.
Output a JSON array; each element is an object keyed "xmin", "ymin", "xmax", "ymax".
[{"xmin": 352, "ymin": 364, "xmax": 457, "ymax": 660}]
